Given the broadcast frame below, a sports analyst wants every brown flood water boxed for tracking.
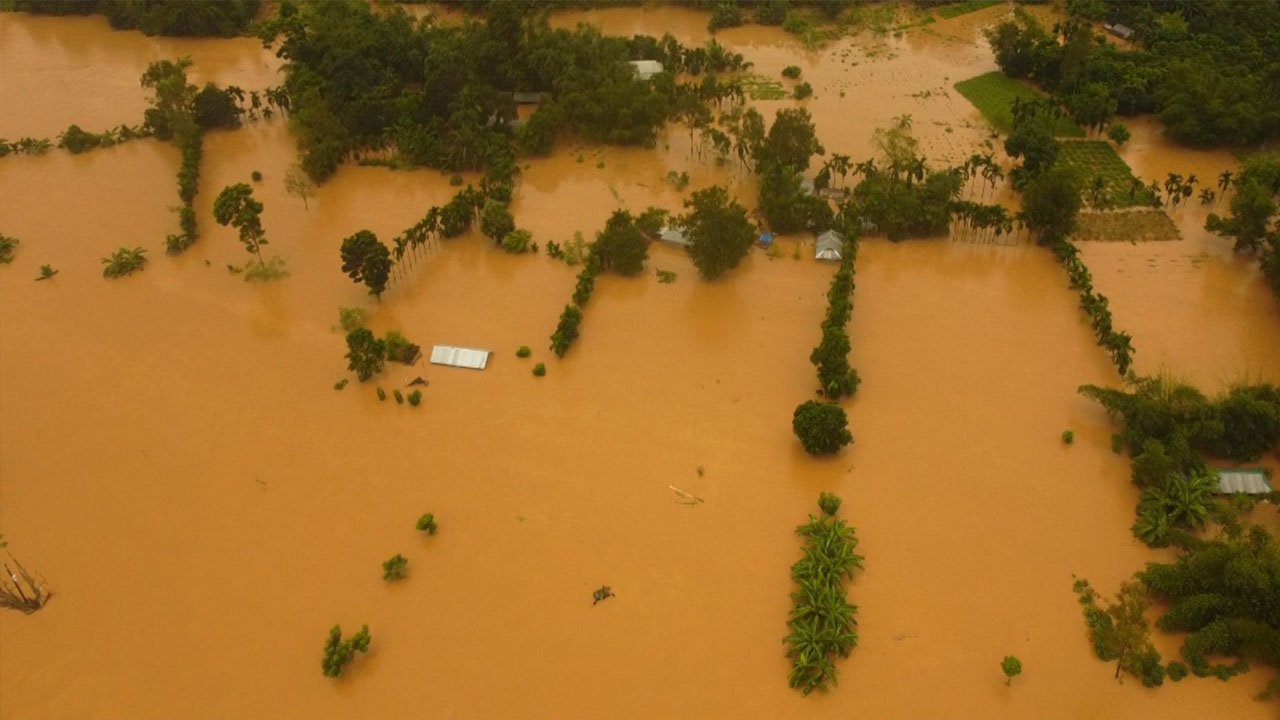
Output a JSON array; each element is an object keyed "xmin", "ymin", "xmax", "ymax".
[{"xmin": 1, "ymin": 7, "xmax": 1277, "ymax": 719}]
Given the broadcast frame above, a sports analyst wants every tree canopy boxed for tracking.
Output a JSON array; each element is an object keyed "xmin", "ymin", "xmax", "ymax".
[{"xmin": 681, "ymin": 185, "xmax": 755, "ymax": 280}]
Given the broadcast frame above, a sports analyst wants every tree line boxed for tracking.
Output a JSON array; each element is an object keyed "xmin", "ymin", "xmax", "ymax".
[{"xmin": 15, "ymin": 0, "xmax": 260, "ymax": 37}]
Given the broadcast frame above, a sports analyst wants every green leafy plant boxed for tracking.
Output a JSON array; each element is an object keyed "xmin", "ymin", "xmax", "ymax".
[
  {"xmin": 1062, "ymin": 430, "xmax": 1075, "ymax": 444},
  {"xmin": 407, "ymin": 389, "xmax": 422, "ymax": 406},
  {"xmin": 818, "ymin": 492, "xmax": 842, "ymax": 516},
  {"xmin": 550, "ymin": 304, "xmax": 583, "ymax": 358},
  {"xmin": 516, "ymin": 345, "xmax": 532, "ymax": 358},
  {"xmin": 338, "ymin": 307, "xmax": 367, "ymax": 333},
  {"xmin": 321, "ymin": 624, "xmax": 371, "ymax": 678},
  {"xmin": 0, "ymin": 234, "xmax": 19, "ymax": 264},
  {"xmin": 782, "ymin": 65, "xmax": 802, "ymax": 79},
  {"xmin": 35, "ymin": 265, "xmax": 57, "ymax": 281},
  {"xmin": 393, "ymin": 389, "xmax": 404, "ymax": 405},
  {"xmin": 792, "ymin": 401, "xmax": 853, "ymax": 455},
  {"xmin": 251, "ymin": 170, "xmax": 263, "ymax": 182},
  {"xmin": 416, "ymin": 513, "xmax": 437, "ymax": 535},
  {"xmin": 102, "ymin": 247, "xmax": 148, "ymax": 278},
  {"xmin": 334, "ymin": 379, "xmax": 348, "ymax": 390},
  {"xmin": 344, "ymin": 328, "xmax": 386, "ymax": 382},
  {"xmin": 533, "ymin": 363, "xmax": 546, "ymax": 377},
  {"xmin": 793, "ymin": 82, "xmax": 814, "ymax": 100},
  {"xmin": 376, "ymin": 387, "xmax": 387, "ymax": 402},
  {"xmin": 382, "ymin": 554, "xmax": 408, "ymax": 581},
  {"xmin": 656, "ymin": 269, "xmax": 677, "ymax": 283},
  {"xmin": 1002, "ymin": 655, "xmax": 1022, "ymax": 686}
]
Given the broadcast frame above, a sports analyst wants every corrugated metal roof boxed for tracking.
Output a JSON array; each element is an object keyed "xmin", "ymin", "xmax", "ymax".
[
  {"xmin": 1215, "ymin": 470, "xmax": 1273, "ymax": 495},
  {"xmin": 429, "ymin": 345, "xmax": 491, "ymax": 370},
  {"xmin": 659, "ymin": 226, "xmax": 689, "ymax": 247},
  {"xmin": 629, "ymin": 60, "xmax": 664, "ymax": 80},
  {"xmin": 815, "ymin": 229, "xmax": 844, "ymax": 261}
]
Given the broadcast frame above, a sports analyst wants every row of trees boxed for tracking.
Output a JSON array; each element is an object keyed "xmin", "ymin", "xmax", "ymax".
[
  {"xmin": 987, "ymin": 4, "xmax": 1280, "ymax": 147},
  {"xmin": 810, "ymin": 237, "xmax": 859, "ymax": 399},
  {"xmin": 16, "ymin": 0, "xmax": 260, "ymax": 37}
]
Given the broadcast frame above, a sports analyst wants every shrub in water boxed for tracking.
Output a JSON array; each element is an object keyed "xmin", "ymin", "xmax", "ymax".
[
  {"xmin": 516, "ymin": 345, "xmax": 532, "ymax": 358},
  {"xmin": 321, "ymin": 624, "xmax": 371, "ymax": 678},
  {"xmin": 533, "ymin": 363, "xmax": 546, "ymax": 377},
  {"xmin": 251, "ymin": 170, "xmax": 263, "ymax": 182},
  {"xmin": 408, "ymin": 389, "xmax": 422, "ymax": 406},
  {"xmin": 1062, "ymin": 430, "xmax": 1075, "ymax": 444},
  {"xmin": 1001, "ymin": 655, "xmax": 1022, "ymax": 686},
  {"xmin": 382, "ymin": 554, "xmax": 408, "ymax": 581},
  {"xmin": 782, "ymin": 65, "xmax": 802, "ymax": 79},
  {"xmin": 334, "ymin": 379, "xmax": 348, "ymax": 390},
  {"xmin": 376, "ymin": 387, "xmax": 387, "ymax": 402},
  {"xmin": 338, "ymin": 307, "xmax": 367, "ymax": 333},
  {"xmin": 416, "ymin": 513, "xmax": 437, "ymax": 535},
  {"xmin": 794, "ymin": 82, "xmax": 813, "ymax": 100},
  {"xmin": 393, "ymin": 389, "xmax": 404, "ymax": 405},
  {"xmin": 792, "ymin": 401, "xmax": 853, "ymax": 455},
  {"xmin": 818, "ymin": 492, "xmax": 842, "ymax": 516}
]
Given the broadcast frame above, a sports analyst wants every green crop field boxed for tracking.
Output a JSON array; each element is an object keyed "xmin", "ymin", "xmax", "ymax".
[
  {"xmin": 1058, "ymin": 140, "xmax": 1160, "ymax": 209},
  {"xmin": 1074, "ymin": 210, "xmax": 1181, "ymax": 243},
  {"xmin": 953, "ymin": 72, "xmax": 1083, "ymax": 137}
]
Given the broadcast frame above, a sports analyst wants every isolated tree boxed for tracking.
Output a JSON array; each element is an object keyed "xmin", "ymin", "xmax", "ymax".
[
  {"xmin": 1106, "ymin": 123, "xmax": 1131, "ymax": 147},
  {"xmin": 321, "ymin": 624, "xmax": 371, "ymax": 678},
  {"xmin": 792, "ymin": 401, "xmax": 853, "ymax": 455},
  {"xmin": 212, "ymin": 183, "xmax": 266, "ymax": 261},
  {"xmin": 682, "ymin": 185, "xmax": 755, "ymax": 280},
  {"xmin": 1001, "ymin": 655, "xmax": 1023, "ymax": 686},
  {"xmin": 339, "ymin": 230, "xmax": 392, "ymax": 299},
  {"xmin": 284, "ymin": 163, "xmax": 317, "ymax": 210},
  {"xmin": 591, "ymin": 210, "xmax": 649, "ymax": 276},
  {"xmin": 345, "ymin": 328, "xmax": 385, "ymax": 381}
]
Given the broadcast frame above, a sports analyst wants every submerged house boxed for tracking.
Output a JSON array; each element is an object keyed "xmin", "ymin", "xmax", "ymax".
[
  {"xmin": 629, "ymin": 60, "xmax": 665, "ymax": 81},
  {"xmin": 1214, "ymin": 469, "xmax": 1273, "ymax": 495},
  {"xmin": 1103, "ymin": 23, "xmax": 1135, "ymax": 40},
  {"xmin": 814, "ymin": 229, "xmax": 845, "ymax": 261},
  {"xmin": 659, "ymin": 225, "xmax": 690, "ymax": 249}
]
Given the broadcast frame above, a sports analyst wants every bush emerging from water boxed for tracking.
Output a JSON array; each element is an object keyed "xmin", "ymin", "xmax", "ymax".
[
  {"xmin": 416, "ymin": 513, "xmax": 437, "ymax": 535},
  {"xmin": 407, "ymin": 389, "xmax": 422, "ymax": 407},
  {"xmin": 782, "ymin": 65, "xmax": 802, "ymax": 79},
  {"xmin": 516, "ymin": 345, "xmax": 532, "ymax": 358},
  {"xmin": 321, "ymin": 624, "xmax": 371, "ymax": 678},
  {"xmin": 334, "ymin": 379, "xmax": 348, "ymax": 391},
  {"xmin": 337, "ymin": 307, "xmax": 367, "ymax": 333},
  {"xmin": 102, "ymin": 246, "xmax": 148, "ymax": 278},
  {"xmin": 0, "ymin": 234, "xmax": 18, "ymax": 264},
  {"xmin": 376, "ymin": 387, "xmax": 386, "ymax": 402},
  {"xmin": 793, "ymin": 82, "xmax": 813, "ymax": 100},
  {"xmin": 393, "ymin": 389, "xmax": 404, "ymax": 405},
  {"xmin": 533, "ymin": 363, "xmax": 546, "ymax": 377},
  {"xmin": 382, "ymin": 554, "xmax": 407, "ymax": 581},
  {"xmin": 793, "ymin": 401, "xmax": 852, "ymax": 455},
  {"xmin": 344, "ymin": 328, "xmax": 385, "ymax": 382},
  {"xmin": 818, "ymin": 492, "xmax": 842, "ymax": 517},
  {"xmin": 1062, "ymin": 430, "xmax": 1075, "ymax": 444},
  {"xmin": 550, "ymin": 304, "xmax": 583, "ymax": 358}
]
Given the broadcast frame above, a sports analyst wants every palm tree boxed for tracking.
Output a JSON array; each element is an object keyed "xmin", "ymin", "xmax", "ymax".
[
  {"xmin": 1199, "ymin": 188, "xmax": 1216, "ymax": 205},
  {"xmin": 1088, "ymin": 175, "xmax": 1107, "ymax": 207},
  {"xmin": 1217, "ymin": 170, "xmax": 1233, "ymax": 194},
  {"xmin": 893, "ymin": 113, "xmax": 913, "ymax": 131},
  {"xmin": 1163, "ymin": 173, "xmax": 1183, "ymax": 207}
]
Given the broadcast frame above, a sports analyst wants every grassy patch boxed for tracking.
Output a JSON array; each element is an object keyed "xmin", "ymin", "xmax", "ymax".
[
  {"xmin": 935, "ymin": 0, "xmax": 1001, "ymax": 20},
  {"xmin": 1058, "ymin": 141, "xmax": 1159, "ymax": 209},
  {"xmin": 953, "ymin": 72, "xmax": 1083, "ymax": 136},
  {"xmin": 1073, "ymin": 210, "xmax": 1181, "ymax": 243},
  {"xmin": 738, "ymin": 74, "xmax": 788, "ymax": 100}
]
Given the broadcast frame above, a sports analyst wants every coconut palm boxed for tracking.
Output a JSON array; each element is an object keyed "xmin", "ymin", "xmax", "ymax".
[{"xmin": 1217, "ymin": 170, "xmax": 1233, "ymax": 194}]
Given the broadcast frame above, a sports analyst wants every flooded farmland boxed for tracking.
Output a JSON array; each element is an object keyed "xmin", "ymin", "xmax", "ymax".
[{"xmin": 1, "ymin": 5, "xmax": 1277, "ymax": 720}]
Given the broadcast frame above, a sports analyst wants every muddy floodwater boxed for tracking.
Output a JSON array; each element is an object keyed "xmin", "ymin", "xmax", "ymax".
[{"xmin": 1, "ymin": 6, "xmax": 1277, "ymax": 719}]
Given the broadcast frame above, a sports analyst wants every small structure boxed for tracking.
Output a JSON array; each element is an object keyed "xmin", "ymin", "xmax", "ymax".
[
  {"xmin": 659, "ymin": 225, "xmax": 690, "ymax": 249},
  {"xmin": 758, "ymin": 232, "xmax": 775, "ymax": 249},
  {"xmin": 429, "ymin": 345, "xmax": 491, "ymax": 370},
  {"xmin": 512, "ymin": 91, "xmax": 549, "ymax": 105},
  {"xmin": 1214, "ymin": 469, "xmax": 1273, "ymax": 495},
  {"xmin": 629, "ymin": 60, "xmax": 664, "ymax": 81},
  {"xmin": 800, "ymin": 177, "xmax": 816, "ymax": 196},
  {"xmin": 814, "ymin": 229, "xmax": 845, "ymax": 261},
  {"xmin": 1103, "ymin": 23, "xmax": 1135, "ymax": 40}
]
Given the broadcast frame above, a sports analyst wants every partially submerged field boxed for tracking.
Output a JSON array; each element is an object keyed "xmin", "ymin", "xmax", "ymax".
[{"xmin": 1, "ymin": 5, "xmax": 1278, "ymax": 719}]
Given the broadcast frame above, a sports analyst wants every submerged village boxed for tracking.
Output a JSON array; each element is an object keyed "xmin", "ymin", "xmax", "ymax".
[{"xmin": 1, "ymin": 1, "xmax": 1279, "ymax": 718}]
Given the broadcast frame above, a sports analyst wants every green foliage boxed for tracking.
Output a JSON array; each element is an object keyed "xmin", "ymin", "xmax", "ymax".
[
  {"xmin": 550, "ymin": 304, "xmax": 583, "ymax": 358},
  {"xmin": 1133, "ymin": 471, "xmax": 1216, "ymax": 547},
  {"xmin": 656, "ymin": 269, "xmax": 677, "ymax": 284},
  {"xmin": 382, "ymin": 554, "xmax": 407, "ymax": 581},
  {"xmin": 1107, "ymin": 123, "xmax": 1131, "ymax": 147},
  {"xmin": 708, "ymin": 1, "xmax": 742, "ymax": 32},
  {"xmin": 590, "ymin": 211, "xmax": 649, "ymax": 276},
  {"xmin": 516, "ymin": 345, "xmax": 532, "ymax": 358},
  {"xmin": 0, "ymin": 234, "xmax": 19, "ymax": 264},
  {"xmin": 954, "ymin": 72, "xmax": 1082, "ymax": 136},
  {"xmin": 250, "ymin": 170, "xmax": 262, "ymax": 182},
  {"xmin": 782, "ymin": 65, "xmax": 802, "ymax": 80},
  {"xmin": 785, "ymin": 495, "xmax": 862, "ymax": 695},
  {"xmin": 1072, "ymin": 577, "xmax": 1164, "ymax": 686},
  {"xmin": 321, "ymin": 624, "xmax": 370, "ymax": 678},
  {"xmin": 1062, "ymin": 430, "xmax": 1075, "ymax": 444},
  {"xmin": 758, "ymin": 108, "xmax": 824, "ymax": 173},
  {"xmin": 193, "ymin": 84, "xmax": 241, "ymax": 130},
  {"xmin": 213, "ymin": 183, "xmax": 267, "ymax": 261},
  {"xmin": 480, "ymin": 201, "xmax": 516, "ymax": 243},
  {"xmin": 407, "ymin": 389, "xmax": 422, "ymax": 406},
  {"xmin": 35, "ymin": 264, "xmax": 57, "ymax": 281},
  {"xmin": 101, "ymin": 246, "xmax": 148, "ymax": 278},
  {"xmin": 681, "ymin": 185, "xmax": 756, "ymax": 280},
  {"xmin": 501, "ymin": 229, "xmax": 533, "ymax": 254},
  {"xmin": 382, "ymin": 331, "xmax": 414, "ymax": 363},
  {"xmin": 1205, "ymin": 155, "xmax": 1280, "ymax": 256},
  {"xmin": 339, "ymin": 230, "xmax": 392, "ymax": 299},
  {"xmin": 1166, "ymin": 661, "xmax": 1187, "ymax": 681},
  {"xmin": 793, "ymin": 82, "xmax": 813, "ymax": 100},
  {"xmin": 532, "ymin": 362, "xmax": 546, "ymax": 377},
  {"xmin": 936, "ymin": 0, "xmax": 999, "ymax": 19},
  {"xmin": 239, "ymin": 256, "xmax": 288, "ymax": 282},
  {"xmin": 1001, "ymin": 655, "xmax": 1022, "ymax": 685},
  {"xmin": 376, "ymin": 387, "xmax": 387, "ymax": 402},
  {"xmin": 1057, "ymin": 141, "xmax": 1157, "ymax": 209},
  {"xmin": 844, "ymin": 157, "xmax": 959, "ymax": 241},
  {"xmin": 571, "ymin": 267, "xmax": 596, "ymax": 307},
  {"xmin": 1022, "ymin": 166, "xmax": 1083, "ymax": 240},
  {"xmin": 792, "ymin": 401, "xmax": 853, "ymax": 456},
  {"xmin": 57, "ymin": 124, "xmax": 103, "ymax": 154},
  {"xmin": 416, "ymin": 513, "xmax": 437, "ymax": 534},
  {"xmin": 817, "ymin": 492, "xmax": 841, "ymax": 517},
  {"xmin": 338, "ymin": 307, "xmax": 367, "ymax": 333},
  {"xmin": 810, "ymin": 242, "xmax": 859, "ymax": 398},
  {"xmin": 284, "ymin": 163, "xmax": 317, "ymax": 210},
  {"xmin": 1047, "ymin": 238, "xmax": 1134, "ymax": 375},
  {"xmin": 344, "ymin": 328, "xmax": 386, "ymax": 382},
  {"xmin": 393, "ymin": 389, "xmax": 404, "ymax": 405},
  {"xmin": 1141, "ymin": 528, "xmax": 1280, "ymax": 681},
  {"xmin": 334, "ymin": 379, "xmax": 348, "ymax": 390}
]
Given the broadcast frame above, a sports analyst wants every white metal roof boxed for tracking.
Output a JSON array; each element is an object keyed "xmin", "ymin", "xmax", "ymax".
[
  {"xmin": 429, "ymin": 345, "xmax": 491, "ymax": 370},
  {"xmin": 629, "ymin": 60, "xmax": 664, "ymax": 81},
  {"xmin": 815, "ymin": 229, "xmax": 844, "ymax": 261},
  {"xmin": 659, "ymin": 225, "xmax": 690, "ymax": 247},
  {"xmin": 1215, "ymin": 470, "xmax": 1273, "ymax": 495}
]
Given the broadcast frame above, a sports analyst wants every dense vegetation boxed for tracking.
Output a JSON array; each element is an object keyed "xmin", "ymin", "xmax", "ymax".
[
  {"xmin": 785, "ymin": 493, "xmax": 862, "ymax": 694},
  {"xmin": 681, "ymin": 186, "xmax": 756, "ymax": 280},
  {"xmin": 0, "ymin": 234, "xmax": 18, "ymax": 264},
  {"xmin": 810, "ymin": 236, "xmax": 859, "ymax": 399},
  {"xmin": 792, "ymin": 401, "xmax": 852, "ymax": 456},
  {"xmin": 987, "ymin": 4, "xmax": 1280, "ymax": 147},
  {"xmin": 259, "ymin": 1, "xmax": 745, "ymax": 183},
  {"xmin": 1205, "ymin": 155, "xmax": 1280, "ymax": 297},
  {"xmin": 321, "ymin": 624, "xmax": 370, "ymax": 678},
  {"xmin": 16, "ymin": 0, "xmax": 260, "ymax": 37}
]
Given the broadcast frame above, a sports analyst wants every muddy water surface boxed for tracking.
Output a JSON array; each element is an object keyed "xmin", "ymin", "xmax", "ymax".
[{"xmin": 1, "ymin": 8, "xmax": 1277, "ymax": 720}]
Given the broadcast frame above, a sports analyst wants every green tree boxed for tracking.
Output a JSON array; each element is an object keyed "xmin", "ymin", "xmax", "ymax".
[
  {"xmin": 340, "ymin": 230, "xmax": 392, "ymax": 298},
  {"xmin": 1073, "ymin": 577, "xmax": 1163, "ymax": 686},
  {"xmin": 321, "ymin": 624, "xmax": 371, "ymax": 678},
  {"xmin": 590, "ymin": 210, "xmax": 649, "ymax": 276},
  {"xmin": 345, "ymin": 328, "xmax": 385, "ymax": 381},
  {"xmin": 550, "ymin": 304, "xmax": 583, "ymax": 358},
  {"xmin": 792, "ymin": 401, "xmax": 853, "ymax": 455},
  {"xmin": 212, "ymin": 183, "xmax": 266, "ymax": 261},
  {"xmin": 1001, "ymin": 655, "xmax": 1023, "ymax": 686},
  {"xmin": 1106, "ymin": 123, "xmax": 1131, "ymax": 147},
  {"xmin": 758, "ymin": 108, "xmax": 824, "ymax": 172},
  {"xmin": 1021, "ymin": 166, "xmax": 1083, "ymax": 243},
  {"xmin": 191, "ymin": 83, "xmax": 240, "ymax": 129},
  {"xmin": 284, "ymin": 163, "xmax": 317, "ymax": 210},
  {"xmin": 681, "ymin": 185, "xmax": 755, "ymax": 280},
  {"xmin": 140, "ymin": 57, "xmax": 196, "ymax": 141},
  {"xmin": 480, "ymin": 201, "xmax": 515, "ymax": 243}
]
